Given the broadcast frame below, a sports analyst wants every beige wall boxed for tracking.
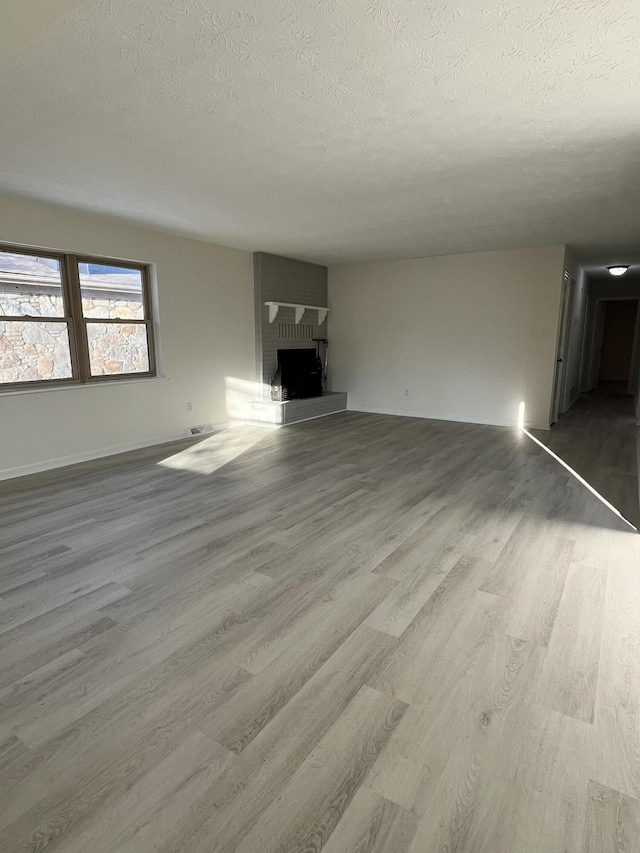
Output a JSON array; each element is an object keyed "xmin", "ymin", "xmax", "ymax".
[
  {"xmin": 0, "ymin": 196, "xmax": 254, "ymax": 478},
  {"xmin": 328, "ymin": 246, "xmax": 565, "ymax": 429}
]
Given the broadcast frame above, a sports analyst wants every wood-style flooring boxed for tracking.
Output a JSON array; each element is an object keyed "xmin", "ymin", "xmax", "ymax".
[
  {"xmin": 1, "ymin": 406, "xmax": 639, "ymax": 852},
  {"xmin": 533, "ymin": 388, "xmax": 640, "ymax": 527}
]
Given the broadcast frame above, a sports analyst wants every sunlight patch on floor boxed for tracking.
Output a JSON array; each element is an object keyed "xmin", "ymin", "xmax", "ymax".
[{"xmin": 157, "ymin": 426, "xmax": 269, "ymax": 476}]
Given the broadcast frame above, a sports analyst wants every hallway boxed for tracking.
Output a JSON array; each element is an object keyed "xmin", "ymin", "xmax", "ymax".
[{"xmin": 533, "ymin": 389, "xmax": 640, "ymax": 528}]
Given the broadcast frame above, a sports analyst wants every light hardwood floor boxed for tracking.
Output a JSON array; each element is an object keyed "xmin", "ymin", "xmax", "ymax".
[
  {"xmin": 533, "ymin": 388, "xmax": 640, "ymax": 528},
  {"xmin": 0, "ymin": 406, "xmax": 639, "ymax": 852}
]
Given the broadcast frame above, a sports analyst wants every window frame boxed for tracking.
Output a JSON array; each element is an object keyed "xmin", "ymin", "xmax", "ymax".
[{"xmin": 0, "ymin": 243, "xmax": 157, "ymax": 391}]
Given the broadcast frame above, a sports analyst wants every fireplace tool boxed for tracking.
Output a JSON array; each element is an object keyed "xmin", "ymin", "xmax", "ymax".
[{"xmin": 313, "ymin": 338, "xmax": 328, "ymax": 389}]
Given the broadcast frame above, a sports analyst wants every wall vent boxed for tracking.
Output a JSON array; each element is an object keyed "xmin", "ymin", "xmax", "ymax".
[
  {"xmin": 189, "ymin": 423, "xmax": 214, "ymax": 435},
  {"xmin": 278, "ymin": 322, "xmax": 313, "ymax": 340}
]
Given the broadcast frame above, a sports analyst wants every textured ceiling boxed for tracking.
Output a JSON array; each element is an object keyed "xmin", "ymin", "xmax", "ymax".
[{"xmin": 2, "ymin": 0, "xmax": 640, "ymax": 265}]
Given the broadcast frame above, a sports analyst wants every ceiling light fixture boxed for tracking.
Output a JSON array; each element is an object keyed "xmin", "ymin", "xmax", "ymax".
[{"xmin": 608, "ymin": 265, "xmax": 629, "ymax": 276}]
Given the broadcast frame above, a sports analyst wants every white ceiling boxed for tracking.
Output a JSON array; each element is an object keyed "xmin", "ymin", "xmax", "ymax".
[{"xmin": 2, "ymin": 0, "xmax": 640, "ymax": 266}]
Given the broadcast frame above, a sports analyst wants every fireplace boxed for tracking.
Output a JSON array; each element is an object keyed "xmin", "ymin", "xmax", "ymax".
[{"xmin": 271, "ymin": 348, "xmax": 322, "ymax": 401}]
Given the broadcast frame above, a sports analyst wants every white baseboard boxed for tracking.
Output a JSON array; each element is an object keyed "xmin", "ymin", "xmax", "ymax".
[
  {"xmin": 347, "ymin": 403, "xmax": 550, "ymax": 431},
  {"xmin": 0, "ymin": 424, "xmax": 228, "ymax": 482},
  {"xmin": 1, "ymin": 406, "xmax": 552, "ymax": 483}
]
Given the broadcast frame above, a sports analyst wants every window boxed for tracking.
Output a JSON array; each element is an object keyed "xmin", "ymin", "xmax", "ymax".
[{"xmin": 0, "ymin": 245, "xmax": 156, "ymax": 389}]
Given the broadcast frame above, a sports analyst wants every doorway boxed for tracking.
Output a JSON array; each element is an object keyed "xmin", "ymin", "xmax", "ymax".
[
  {"xmin": 594, "ymin": 299, "xmax": 638, "ymax": 394},
  {"xmin": 590, "ymin": 297, "xmax": 640, "ymax": 395}
]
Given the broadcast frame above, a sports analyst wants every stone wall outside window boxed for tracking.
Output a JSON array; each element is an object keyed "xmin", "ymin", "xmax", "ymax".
[{"xmin": 0, "ymin": 288, "xmax": 148, "ymax": 382}]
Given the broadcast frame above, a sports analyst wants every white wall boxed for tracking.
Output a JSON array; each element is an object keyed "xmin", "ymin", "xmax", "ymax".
[
  {"xmin": 0, "ymin": 196, "xmax": 254, "ymax": 478},
  {"xmin": 328, "ymin": 246, "xmax": 565, "ymax": 430}
]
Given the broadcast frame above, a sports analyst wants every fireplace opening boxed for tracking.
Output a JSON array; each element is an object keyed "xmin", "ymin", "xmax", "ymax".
[{"xmin": 270, "ymin": 348, "xmax": 323, "ymax": 401}]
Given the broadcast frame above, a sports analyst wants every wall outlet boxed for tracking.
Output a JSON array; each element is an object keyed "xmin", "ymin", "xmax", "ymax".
[
  {"xmin": 404, "ymin": 388, "xmax": 409, "ymax": 397},
  {"xmin": 187, "ymin": 402, "xmax": 193, "ymax": 411}
]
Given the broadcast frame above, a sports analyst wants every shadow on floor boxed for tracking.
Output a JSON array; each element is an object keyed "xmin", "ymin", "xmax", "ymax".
[{"xmin": 531, "ymin": 389, "xmax": 640, "ymax": 529}]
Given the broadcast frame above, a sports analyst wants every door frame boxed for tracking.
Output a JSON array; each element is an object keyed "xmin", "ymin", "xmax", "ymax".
[
  {"xmin": 550, "ymin": 272, "xmax": 573, "ymax": 425},
  {"xmin": 586, "ymin": 296, "xmax": 640, "ymax": 394}
]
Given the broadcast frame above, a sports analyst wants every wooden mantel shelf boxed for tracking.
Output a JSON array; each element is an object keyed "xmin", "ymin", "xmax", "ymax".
[{"xmin": 265, "ymin": 301, "xmax": 329, "ymax": 325}]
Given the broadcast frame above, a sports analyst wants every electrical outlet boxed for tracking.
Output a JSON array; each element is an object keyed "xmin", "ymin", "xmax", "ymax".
[
  {"xmin": 187, "ymin": 402, "xmax": 193, "ymax": 412},
  {"xmin": 404, "ymin": 388, "xmax": 409, "ymax": 397}
]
